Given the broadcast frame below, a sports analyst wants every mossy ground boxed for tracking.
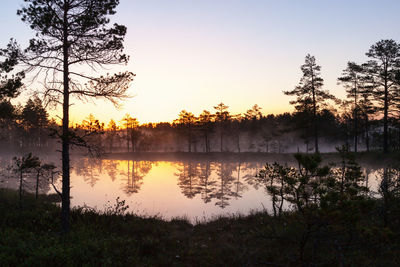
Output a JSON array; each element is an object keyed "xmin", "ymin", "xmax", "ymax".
[{"xmin": 1, "ymin": 188, "xmax": 400, "ymax": 266}]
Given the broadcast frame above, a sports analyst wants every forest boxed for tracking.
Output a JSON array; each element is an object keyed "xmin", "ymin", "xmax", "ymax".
[{"xmin": 3, "ymin": 40, "xmax": 400, "ymax": 155}]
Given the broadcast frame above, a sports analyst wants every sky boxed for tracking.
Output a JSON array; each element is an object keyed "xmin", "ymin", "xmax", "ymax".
[{"xmin": 1, "ymin": 0, "xmax": 400, "ymax": 125}]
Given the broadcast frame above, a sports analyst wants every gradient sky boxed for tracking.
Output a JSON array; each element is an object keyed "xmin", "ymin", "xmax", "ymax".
[{"xmin": 1, "ymin": 0, "xmax": 400, "ymax": 125}]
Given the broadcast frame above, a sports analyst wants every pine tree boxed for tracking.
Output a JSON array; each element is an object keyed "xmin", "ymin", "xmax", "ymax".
[
  {"xmin": 18, "ymin": 0, "xmax": 134, "ymax": 233},
  {"xmin": 284, "ymin": 54, "xmax": 336, "ymax": 153},
  {"xmin": 364, "ymin": 39, "xmax": 400, "ymax": 153}
]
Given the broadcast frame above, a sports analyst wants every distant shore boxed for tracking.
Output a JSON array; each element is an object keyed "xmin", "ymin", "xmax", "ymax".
[{"xmin": 102, "ymin": 151, "xmax": 399, "ymax": 167}]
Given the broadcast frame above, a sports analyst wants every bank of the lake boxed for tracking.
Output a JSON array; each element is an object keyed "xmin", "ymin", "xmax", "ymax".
[
  {"xmin": 105, "ymin": 151, "xmax": 400, "ymax": 167},
  {"xmin": 1, "ymin": 188, "xmax": 400, "ymax": 266}
]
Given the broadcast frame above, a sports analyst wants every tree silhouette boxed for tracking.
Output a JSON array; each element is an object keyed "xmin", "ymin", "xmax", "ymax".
[
  {"xmin": 18, "ymin": 0, "xmax": 134, "ymax": 233},
  {"xmin": 284, "ymin": 54, "xmax": 336, "ymax": 153},
  {"xmin": 198, "ymin": 110, "xmax": 214, "ymax": 153},
  {"xmin": 0, "ymin": 40, "xmax": 24, "ymax": 101},
  {"xmin": 214, "ymin": 102, "xmax": 230, "ymax": 152},
  {"xmin": 0, "ymin": 100, "xmax": 17, "ymax": 145},
  {"xmin": 175, "ymin": 110, "xmax": 196, "ymax": 152},
  {"xmin": 364, "ymin": 39, "xmax": 400, "ymax": 153},
  {"xmin": 21, "ymin": 96, "xmax": 49, "ymax": 149},
  {"xmin": 230, "ymin": 114, "xmax": 243, "ymax": 152},
  {"xmin": 78, "ymin": 114, "xmax": 105, "ymax": 153},
  {"xmin": 338, "ymin": 62, "xmax": 366, "ymax": 152},
  {"xmin": 11, "ymin": 153, "xmax": 40, "ymax": 207},
  {"xmin": 198, "ymin": 161, "xmax": 215, "ymax": 203},
  {"xmin": 244, "ymin": 104, "xmax": 262, "ymax": 120},
  {"xmin": 121, "ymin": 160, "xmax": 152, "ymax": 196},
  {"xmin": 176, "ymin": 161, "xmax": 200, "ymax": 199},
  {"xmin": 122, "ymin": 114, "xmax": 139, "ymax": 152},
  {"xmin": 106, "ymin": 119, "xmax": 119, "ymax": 152},
  {"xmin": 213, "ymin": 162, "xmax": 235, "ymax": 208},
  {"xmin": 0, "ymin": 40, "xmax": 24, "ymax": 149}
]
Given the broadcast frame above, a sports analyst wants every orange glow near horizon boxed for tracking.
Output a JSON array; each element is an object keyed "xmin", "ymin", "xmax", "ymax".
[
  {"xmin": 47, "ymin": 100, "xmax": 294, "ymax": 128},
  {"xmin": 3, "ymin": 0, "xmax": 396, "ymax": 125}
]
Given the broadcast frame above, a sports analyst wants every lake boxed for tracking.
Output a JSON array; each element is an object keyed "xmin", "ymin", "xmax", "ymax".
[{"xmin": 0, "ymin": 154, "xmax": 387, "ymax": 222}]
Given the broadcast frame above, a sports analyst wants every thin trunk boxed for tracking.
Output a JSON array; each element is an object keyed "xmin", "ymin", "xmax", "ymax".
[
  {"xmin": 354, "ymin": 83, "xmax": 358, "ymax": 153},
  {"xmin": 271, "ymin": 175, "xmax": 276, "ymax": 217},
  {"xmin": 109, "ymin": 134, "xmax": 113, "ymax": 153},
  {"xmin": 397, "ymin": 126, "xmax": 400, "ymax": 150},
  {"xmin": 35, "ymin": 170, "xmax": 39, "ymax": 200},
  {"xmin": 61, "ymin": 3, "xmax": 70, "ymax": 234},
  {"xmin": 312, "ymin": 81, "xmax": 319, "ymax": 153},
  {"xmin": 237, "ymin": 132, "xmax": 240, "ymax": 153},
  {"xmin": 19, "ymin": 171, "xmax": 23, "ymax": 208},
  {"xmin": 365, "ymin": 114, "xmax": 370, "ymax": 152},
  {"xmin": 220, "ymin": 126, "xmax": 223, "ymax": 152},
  {"xmin": 235, "ymin": 162, "xmax": 241, "ymax": 198},
  {"xmin": 126, "ymin": 128, "xmax": 130, "ymax": 152},
  {"xmin": 131, "ymin": 129, "xmax": 136, "ymax": 152},
  {"xmin": 383, "ymin": 68, "xmax": 389, "ymax": 153},
  {"xmin": 279, "ymin": 176, "xmax": 284, "ymax": 215},
  {"xmin": 188, "ymin": 125, "xmax": 191, "ymax": 152},
  {"xmin": 204, "ymin": 132, "xmax": 208, "ymax": 152}
]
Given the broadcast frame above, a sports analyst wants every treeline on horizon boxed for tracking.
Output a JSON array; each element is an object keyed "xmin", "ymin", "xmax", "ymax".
[{"xmin": 2, "ymin": 39, "xmax": 400, "ymax": 154}]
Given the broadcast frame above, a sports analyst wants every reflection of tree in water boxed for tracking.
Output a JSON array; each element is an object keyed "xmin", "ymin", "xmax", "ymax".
[
  {"xmin": 363, "ymin": 167, "xmax": 371, "ymax": 191},
  {"xmin": 175, "ymin": 161, "xmax": 252, "ymax": 208},
  {"xmin": 0, "ymin": 158, "xmax": 12, "ymax": 186},
  {"xmin": 176, "ymin": 161, "xmax": 200, "ymax": 199},
  {"xmin": 0, "ymin": 156, "xmax": 58, "ymax": 195},
  {"xmin": 121, "ymin": 160, "xmax": 152, "ymax": 196},
  {"xmin": 73, "ymin": 157, "xmax": 101, "ymax": 187},
  {"xmin": 242, "ymin": 162, "xmax": 263, "ymax": 190},
  {"xmin": 212, "ymin": 162, "xmax": 236, "ymax": 209},
  {"xmin": 232, "ymin": 162, "xmax": 248, "ymax": 199},
  {"xmin": 104, "ymin": 160, "xmax": 120, "ymax": 182},
  {"xmin": 198, "ymin": 161, "xmax": 215, "ymax": 203}
]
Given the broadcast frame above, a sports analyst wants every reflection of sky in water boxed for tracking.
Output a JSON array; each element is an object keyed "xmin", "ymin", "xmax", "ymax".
[
  {"xmin": 69, "ymin": 159, "xmax": 270, "ymax": 221},
  {"xmin": 0, "ymin": 155, "xmax": 394, "ymax": 222}
]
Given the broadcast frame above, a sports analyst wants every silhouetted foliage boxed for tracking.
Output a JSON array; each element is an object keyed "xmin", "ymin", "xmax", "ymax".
[
  {"xmin": 10, "ymin": 153, "xmax": 40, "ymax": 207},
  {"xmin": 284, "ymin": 54, "xmax": 337, "ymax": 153},
  {"xmin": 364, "ymin": 39, "xmax": 400, "ymax": 153},
  {"xmin": 18, "ymin": 0, "xmax": 134, "ymax": 233},
  {"xmin": 0, "ymin": 39, "xmax": 24, "ymax": 101}
]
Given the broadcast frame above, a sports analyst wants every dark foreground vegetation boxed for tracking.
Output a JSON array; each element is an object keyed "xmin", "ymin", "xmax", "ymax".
[
  {"xmin": 2, "ymin": 150, "xmax": 400, "ymax": 266},
  {"xmin": 1, "ymin": 190, "xmax": 399, "ymax": 266}
]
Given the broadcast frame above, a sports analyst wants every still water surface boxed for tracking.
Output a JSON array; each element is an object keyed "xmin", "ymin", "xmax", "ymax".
[
  {"xmin": 68, "ymin": 157, "xmax": 382, "ymax": 221},
  {"xmin": 0, "ymin": 156, "xmax": 384, "ymax": 222},
  {"xmin": 70, "ymin": 158, "xmax": 269, "ymax": 221}
]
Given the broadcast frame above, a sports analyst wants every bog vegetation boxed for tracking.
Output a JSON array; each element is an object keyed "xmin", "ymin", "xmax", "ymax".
[{"xmin": 2, "ymin": 151, "xmax": 400, "ymax": 266}]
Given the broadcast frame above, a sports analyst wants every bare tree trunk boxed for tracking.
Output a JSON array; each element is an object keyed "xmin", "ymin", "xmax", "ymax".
[
  {"xmin": 365, "ymin": 115, "xmax": 370, "ymax": 152},
  {"xmin": 109, "ymin": 135, "xmax": 113, "ymax": 153},
  {"xmin": 237, "ymin": 133, "xmax": 240, "ymax": 153},
  {"xmin": 19, "ymin": 171, "xmax": 23, "ymax": 208},
  {"xmin": 126, "ymin": 129, "xmax": 130, "ymax": 152},
  {"xmin": 35, "ymin": 171, "xmax": 39, "ymax": 200},
  {"xmin": 204, "ymin": 133, "xmax": 208, "ymax": 152},
  {"xmin": 188, "ymin": 126, "xmax": 192, "ymax": 152},
  {"xmin": 312, "ymin": 78, "xmax": 319, "ymax": 153},
  {"xmin": 220, "ymin": 127, "xmax": 223, "ymax": 152},
  {"xmin": 61, "ymin": 4, "xmax": 71, "ymax": 234},
  {"xmin": 354, "ymin": 109, "xmax": 358, "ymax": 153},
  {"xmin": 383, "ymin": 75, "xmax": 389, "ymax": 153}
]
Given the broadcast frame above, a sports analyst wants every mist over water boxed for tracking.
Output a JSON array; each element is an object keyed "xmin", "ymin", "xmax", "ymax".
[{"xmin": 0, "ymin": 153, "xmax": 387, "ymax": 222}]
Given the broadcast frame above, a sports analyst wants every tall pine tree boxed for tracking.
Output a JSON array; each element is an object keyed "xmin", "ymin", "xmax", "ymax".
[
  {"xmin": 284, "ymin": 54, "xmax": 336, "ymax": 153},
  {"xmin": 18, "ymin": 0, "xmax": 134, "ymax": 233}
]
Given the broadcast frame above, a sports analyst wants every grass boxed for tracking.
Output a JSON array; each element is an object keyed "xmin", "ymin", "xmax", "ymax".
[{"xmin": 1, "ymin": 188, "xmax": 400, "ymax": 266}]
